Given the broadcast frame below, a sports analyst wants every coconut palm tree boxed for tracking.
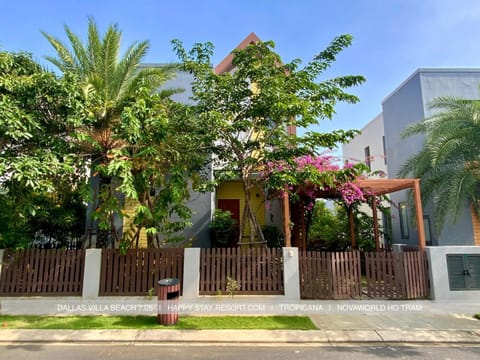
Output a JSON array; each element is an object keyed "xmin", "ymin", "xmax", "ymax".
[
  {"xmin": 399, "ymin": 96, "xmax": 480, "ymax": 233},
  {"xmin": 42, "ymin": 18, "xmax": 175, "ymax": 247}
]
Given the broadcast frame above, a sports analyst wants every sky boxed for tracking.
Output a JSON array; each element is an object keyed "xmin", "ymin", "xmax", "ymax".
[{"xmin": 1, "ymin": 0, "xmax": 480, "ymax": 137}]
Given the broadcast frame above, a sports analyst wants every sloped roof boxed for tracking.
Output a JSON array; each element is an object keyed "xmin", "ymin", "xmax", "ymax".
[{"xmin": 214, "ymin": 32, "xmax": 261, "ymax": 74}]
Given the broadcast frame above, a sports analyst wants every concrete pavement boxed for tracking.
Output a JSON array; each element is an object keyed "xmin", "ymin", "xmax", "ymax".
[
  {"xmin": 0, "ymin": 311, "xmax": 479, "ymax": 344},
  {"xmin": 0, "ymin": 300, "xmax": 479, "ymax": 344}
]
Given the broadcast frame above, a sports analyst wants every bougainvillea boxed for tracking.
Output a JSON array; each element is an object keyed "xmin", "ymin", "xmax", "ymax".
[{"xmin": 262, "ymin": 154, "xmax": 367, "ymax": 209}]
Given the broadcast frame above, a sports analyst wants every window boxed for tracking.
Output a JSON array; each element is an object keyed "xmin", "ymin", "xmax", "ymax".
[
  {"xmin": 381, "ymin": 208, "xmax": 393, "ymax": 246},
  {"xmin": 398, "ymin": 202, "xmax": 409, "ymax": 239},
  {"xmin": 423, "ymin": 215, "xmax": 433, "ymax": 246},
  {"xmin": 382, "ymin": 136, "xmax": 387, "ymax": 165},
  {"xmin": 364, "ymin": 146, "xmax": 371, "ymax": 170}
]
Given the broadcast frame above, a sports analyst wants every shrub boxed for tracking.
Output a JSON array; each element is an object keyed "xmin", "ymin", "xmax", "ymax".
[
  {"xmin": 209, "ymin": 209, "xmax": 237, "ymax": 247},
  {"xmin": 262, "ymin": 225, "xmax": 283, "ymax": 248}
]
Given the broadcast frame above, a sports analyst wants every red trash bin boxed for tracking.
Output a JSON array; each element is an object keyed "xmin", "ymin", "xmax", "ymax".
[{"xmin": 157, "ymin": 278, "xmax": 180, "ymax": 325}]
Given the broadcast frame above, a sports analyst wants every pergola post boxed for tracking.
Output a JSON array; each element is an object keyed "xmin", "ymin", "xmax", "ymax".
[
  {"xmin": 283, "ymin": 192, "xmax": 291, "ymax": 247},
  {"xmin": 413, "ymin": 179, "xmax": 426, "ymax": 250},
  {"xmin": 348, "ymin": 206, "xmax": 356, "ymax": 249},
  {"xmin": 372, "ymin": 196, "xmax": 380, "ymax": 251}
]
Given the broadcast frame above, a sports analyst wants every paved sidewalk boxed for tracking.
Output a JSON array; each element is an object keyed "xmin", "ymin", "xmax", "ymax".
[
  {"xmin": 0, "ymin": 312, "xmax": 479, "ymax": 344},
  {"xmin": 0, "ymin": 300, "xmax": 479, "ymax": 344}
]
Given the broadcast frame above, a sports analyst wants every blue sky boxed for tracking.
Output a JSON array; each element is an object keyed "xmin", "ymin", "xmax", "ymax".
[{"xmin": 1, "ymin": 0, "xmax": 480, "ymax": 136}]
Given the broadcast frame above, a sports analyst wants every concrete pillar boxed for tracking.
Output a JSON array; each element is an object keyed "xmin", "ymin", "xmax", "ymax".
[
  {"xmin": 82, "ymin": 249, "xmax": 102, "ymax": 299},
  {"xmin": 0, "ymin": 249, "xmax": 4, "ymax": 280},
  {"xmin": 182, "ymin": 248, "xmax": 201, "ymax": 299},
  {"xmin": 282, "ymin": 247, "xmax": 300, "ymax": 300},
  {"xmin": 425, "ymin": 247, "xmax": 440, "ymax": 300},
  {"xmin": 426, "ymin": 246, "xmax": 480, "ymax": 301}
]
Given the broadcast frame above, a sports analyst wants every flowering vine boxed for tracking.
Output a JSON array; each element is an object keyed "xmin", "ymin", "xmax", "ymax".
[{"xmin": 262, "ymin": 154, "xmax": 368, "ymax": 209}]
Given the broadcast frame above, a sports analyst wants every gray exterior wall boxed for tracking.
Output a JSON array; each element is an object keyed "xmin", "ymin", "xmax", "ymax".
[{"xmin": 382, "ymin": 69, "xmax": 480, "ymax": 246}]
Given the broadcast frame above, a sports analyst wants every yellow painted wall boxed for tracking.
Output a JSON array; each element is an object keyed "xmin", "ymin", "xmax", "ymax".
[
  {"xmin": 216, "ymin": 181, "xmax": 266, "ymax": 232},
  {"xmin": 123, "ymin": 199, "xmax": 148, "ymax": 248}
]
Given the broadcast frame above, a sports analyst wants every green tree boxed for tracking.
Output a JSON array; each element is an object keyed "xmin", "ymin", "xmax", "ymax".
[
  {"xmin": 0, "ymin": 51, "xmax": 87, "ymax": 248},
  {"xmin": 399, "ymin": 97, "xmax": 480, "ymax": 233},
  {"xmin": 308, "ymin": 201, "xmax": 346, "ymax": 250},
  {"xmin": 103, "ymin": 87, "xmax": 211, "ymax": 248},
  {"xmin": 308, "ymin": 201, "xmax": 378, "ymax": 251},
  {"xmin": 42, "ymin": 18, "xmax": 176, "ymax": 247},
  {"xmin": 173, "ymin": 35, "xmax": 365, "ymax": 244}
]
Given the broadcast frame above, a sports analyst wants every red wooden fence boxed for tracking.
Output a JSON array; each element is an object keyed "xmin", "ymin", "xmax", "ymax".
[
  {"xmin": 364, "ymin": 251, "xmax": 429, "ymax": 299},
  {"xmin": 0, "ymin": 249, "xmax": 85, "ymax": 296},
  {"xmin": 199, "ymin": 248, "xmax": 284, "ymax": 295},
  {"xmin": 99, "ymin": 248, "xmax": 184, "ymax": 296},
  {"xmin": 299, "ymin": 251, "xmax": 362, "ymax": 299}
]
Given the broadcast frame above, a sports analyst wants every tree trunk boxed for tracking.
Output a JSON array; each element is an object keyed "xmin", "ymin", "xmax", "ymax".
[{"xmin": 239, "ymin": 180, "xmax": 266, "ymax": 246}]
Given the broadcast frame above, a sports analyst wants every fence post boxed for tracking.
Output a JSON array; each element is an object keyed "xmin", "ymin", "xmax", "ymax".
[
  {"xmin": 82, "ymin": 249, "xmax": 102, "ymax": 299},
  {"xmin": 283, "ymin": 247, "xmax": 300, "ymax": 300},
  {"xmin": 183, "ymin": 248, "xmax": 200, "ymax": 299},
  {"xmin": 0, "ymin": 249, "xmax": 4, "ymax": 280}
]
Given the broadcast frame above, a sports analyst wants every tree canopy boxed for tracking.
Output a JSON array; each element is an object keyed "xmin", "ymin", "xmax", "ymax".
[
  {"xmin": 0, "ymin": 51, "xmax": 87, "ymax": 248},
  {"xmin": 173, "ymin": 35, "xmax": 366, "ymax": 244},
  {"xmin": 42, "ymin": 18, "xmax": 203, "ymax": 248},
  {"xmin": 399, "ymin": 96, "xmax": 480, "ymax": 233}
]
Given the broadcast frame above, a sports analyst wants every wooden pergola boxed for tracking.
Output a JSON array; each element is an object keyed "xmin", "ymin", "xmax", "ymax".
[{"xmin": 283, "ymin": 178, "xmax": 426, "ymax": 250}]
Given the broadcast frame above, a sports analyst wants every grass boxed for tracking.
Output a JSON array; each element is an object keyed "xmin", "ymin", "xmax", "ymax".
[
  {"xmin": 475, "ymin": 314, "xmax": 480, "ymax": 320},
  {"xmin": 0, "ymin": 315, "xmax": 317, "ymax": 330}
]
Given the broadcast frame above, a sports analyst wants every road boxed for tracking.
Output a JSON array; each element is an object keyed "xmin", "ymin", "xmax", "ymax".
[{"xmin": 0, "ymin": 344, "xmax": 479, "ymax": 359}]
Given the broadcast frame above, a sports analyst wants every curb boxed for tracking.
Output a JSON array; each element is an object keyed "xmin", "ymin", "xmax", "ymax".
[{"xmin": 1, "ymin": 329, "xmax": 480, "ymax": 344}]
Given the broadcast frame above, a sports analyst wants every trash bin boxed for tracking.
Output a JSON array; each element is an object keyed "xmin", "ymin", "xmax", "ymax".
[{"xmin": 157, "ymin": 278, "xmax": 180, "ymax": 325}]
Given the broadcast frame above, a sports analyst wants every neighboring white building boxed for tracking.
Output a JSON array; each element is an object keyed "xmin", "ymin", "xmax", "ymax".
[
  {"xmin": 342, "ymin": 113, "xmax": 390, "ymax": 246},
  {"xmin": 344, "ymin": 69, "xmax": 480, "ymax": 247},
  {"xmin": 342, "ymin": 113, "xmax": 387, "ymax": 177}
]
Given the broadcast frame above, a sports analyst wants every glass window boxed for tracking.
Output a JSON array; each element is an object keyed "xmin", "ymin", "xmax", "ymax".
[
  {"xmin": 423, "ymin": 215, "xmax": 433, "ymax": 246},
  {"xmin": 382, "ymin": 136, "xmax": 387, "ymax": 165},
  {"xmin": 364, "ymin": 146, "xmax": 371, "ymax": 170}
]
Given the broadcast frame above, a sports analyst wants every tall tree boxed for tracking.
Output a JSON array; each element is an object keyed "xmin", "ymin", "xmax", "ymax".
[
  {"xmin": 173, "ymin": 35, "xmax": 365, "ymax": 244},
  {"xmin": 103, "ymin": 86, "xmax": 211, "ymax": 248},
  {"xmin": 42, "ymin": 18, "xmax": 175, "ymax": 247},
  {"xmin": 0, "ymin": 51, "xmax": 87, "ymax": 248},
  {"xmin": 399, "ymin": 97, "xmax": 480, "ymax": 233}
]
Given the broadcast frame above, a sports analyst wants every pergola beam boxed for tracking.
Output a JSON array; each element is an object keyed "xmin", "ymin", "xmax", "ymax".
[
  {"xmin": 357, "ymin": 178, "xmax": 426, "ymax": 250},
  {"xmin": 283, "ymin": 177, "xmax": 426, "ymax": 250}
]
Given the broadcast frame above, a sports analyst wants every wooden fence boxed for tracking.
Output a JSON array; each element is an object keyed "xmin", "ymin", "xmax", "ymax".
[
  {"xmin": 0, "ymin": 249, "xmax": 85, "ymax": 296},
  {"xmin": 199, "ymin": 248, "xmax": 284, "ymax": 295},
  {"xmin": 299, "ymin": 251, "xmax": 362, "ymax": 299},
  {"xmin": 0, "ymin": 248, "xmax": 429, "ymax": 300},
  {"xmin": 365, "ymin": 251, "xmax": 429, "ymax": 299},
  {"xmin": 99, "ymin": 248, "xmax": 184, "ymax": 296},
  {"xmin": 299, "ymin": 250, "xmax": 429, "ymax": 300}
]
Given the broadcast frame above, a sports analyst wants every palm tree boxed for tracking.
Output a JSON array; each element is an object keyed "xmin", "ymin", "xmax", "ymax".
[
  {"xmin": 399, "ymin": 96, "xmax": 480, "ymax": 233},
  {"xmin": 42, "ymin": 18, "xmax": 175, "ymax": 247},
  {"xmin": 42, "ymin": 17, "xmax": 173, "ymax": 153}
]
